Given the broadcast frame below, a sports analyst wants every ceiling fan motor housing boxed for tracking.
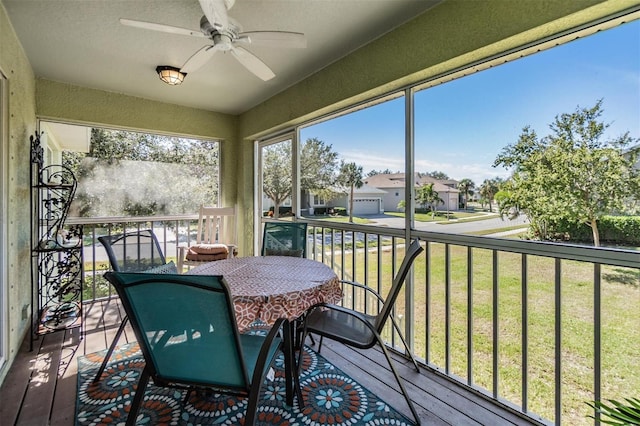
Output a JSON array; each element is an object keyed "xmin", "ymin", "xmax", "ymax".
[{"xmin": 213, "ymin": 34, "xmax": 234, "ymax": 51}]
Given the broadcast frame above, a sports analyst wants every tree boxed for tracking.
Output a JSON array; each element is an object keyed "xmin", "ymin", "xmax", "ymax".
[
  {"xmin": 63, "ymin": 128, "xmax": 219, "ymax": 217},
  {"xmin": 367, "ymin": 168, "xmax": 395, "ymax": 177},
  {"xmin": 300, "ymin": 138, "xmax": 339, "ymax": 209},
  {"xmin": 493, "ymin": 100, "xmax": 640, "ymax": 246},
  {"xmin": 479, "ymin": 178, "xmax": 501, "ymax": 213},
  {"xmin": 416, "ymin": 183, "xmax": 443, "ymax": 218},
  {"xmin": 262, "ymin": 141, "xmax": 292, "ymax": 219},
  {"xmin": 423, "ymin": 171, "xmax": 450, "ymax": 180},
  {"xmin": 457, "ymin": 178, "xmax": 475, "ymax": 210},
  {"xmin": 337, "ymin": 161, "xmax": 363, "ymax": 223}
]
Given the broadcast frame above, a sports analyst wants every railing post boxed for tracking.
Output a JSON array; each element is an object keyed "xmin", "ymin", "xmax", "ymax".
[
  {"xmin": 594, "ymin": 263, "xmax": 601, "ymax": 426},
  {"xmin": 555, "ymin": 258, "xmax": 562, "ymax": 425},
  {"xmin": 404, "ymin": 87, "xmax": 416, "ymax": 354}
]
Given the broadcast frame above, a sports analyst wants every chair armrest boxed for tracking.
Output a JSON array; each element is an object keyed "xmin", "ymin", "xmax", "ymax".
[
  {"xmin": 339, "ymin": 280, "xmax": 385, "ymax": 304},
  {"xmin": 250, "ymin": 318, "xmax": 286, "ymax": 386}
]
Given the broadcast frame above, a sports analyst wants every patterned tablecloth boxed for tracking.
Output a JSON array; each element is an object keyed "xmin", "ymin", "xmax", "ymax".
[{"xmin": 187, "ymin": 256, "xmax": 342, "ymax": 331}]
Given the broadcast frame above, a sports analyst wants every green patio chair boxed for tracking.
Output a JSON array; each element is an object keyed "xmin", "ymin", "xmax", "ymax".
[
  {"xmin": 93, "ymin": 229, "xmax": 177, "ymax": 383},
  {"xmin": 261, "ymin": 221, "xmax": 308, "ymax": 257},
  {"xmin": 99, "ymin": 228, "xmax": 169, "ymax": 272},
  {"xmin": 297, "ymin": 239, "xmax": 424, "ymax": 425},
  {"xmin": 261, "ymin": 221, "xmax": 312, "ymax": 344},
  {"xmin": 103, "ymin": 272, "xmax": 295, "ymax": 426}
]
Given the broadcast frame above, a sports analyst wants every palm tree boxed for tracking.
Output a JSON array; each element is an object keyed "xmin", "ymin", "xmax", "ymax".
[
  {"xmin": 479, "ymin": 178, "xmax": 502, "ymax": 212},
  {"xmin": 338, "ymin": 161, "xmax": 364, "ymax": 223},
  {"xmin": 416, "ymin": 183, "xmax": 444, "ymax": 218},
  {"xmin": 457, "ymin": 178, "xmax": 475, "ymax": 210}
]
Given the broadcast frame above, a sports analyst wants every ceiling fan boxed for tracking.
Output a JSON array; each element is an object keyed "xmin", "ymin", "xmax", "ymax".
[{"xmin": 120, "ymin": 0, "xmax": 306, "ymax": 81}]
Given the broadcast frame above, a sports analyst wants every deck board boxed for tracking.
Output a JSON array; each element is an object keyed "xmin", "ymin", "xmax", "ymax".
[
  {"xmin": 0, "ymin": 336, "xmax": 40, "ymax": 423},
  {"xmin": 18, "ymin": 331, "xmax": 65, "ymax": 426},
  {"xmin": 1, "ymin": 300, "xmax": 543, "ymax": 425}
]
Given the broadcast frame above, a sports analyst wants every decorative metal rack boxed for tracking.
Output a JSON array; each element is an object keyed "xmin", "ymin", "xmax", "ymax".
[{"xmin": 30, "ymin": 133, "xmax": 83, "ymax": 339}]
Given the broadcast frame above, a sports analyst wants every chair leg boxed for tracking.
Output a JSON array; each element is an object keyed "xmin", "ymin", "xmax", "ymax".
[
  {"xmin": 390, "ymin": 316, "xmax": 420, "ymax": 372},
  {"xmin": 296, "ymin": 325, "xmax": 311, "ymax": 408},
  {"xmin": 294, "ymin": 315, "xmax": 315, "ymax": 348},
  {"xmin": 282, "ymin": 321, "xmax": 295, "ymax": 406},
  {"xmin": 127, "ymin": 365, "xmax": 151, "ymax": 426},
  {"xmin": 93, "ymin": 315, "xmax": 129, "ymax": 383},
  {"xmin": 286, "ymin": 321, "xmax": 304, "ymax": 407},
  {"xmin": 376, "ymin": 336, "xmax": 421, "ymax": 426},
  {"xmin": 246, "ymin": 323, "xmax": 294, "ymax": 425},
  {"xmin": 244, "ymin": 384, "xmax": 260, "ymax": 426}
]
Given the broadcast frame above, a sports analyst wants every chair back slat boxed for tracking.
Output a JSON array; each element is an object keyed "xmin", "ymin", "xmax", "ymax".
[
  {"xmin": 196, "ymin": 206, "xmax": 236, "ymax": 245},
  {"xmin": 105, "ymin": 272, "xmax": 250, "ymax": 391},
  {"xmin": 261, "ymin": 222, "xmax": 308, "ymax": 257},
  {"xmin": 374, "ymin": 239, "xmax": 424, "ymax": 331},
  {"xmin": 98, "ymin": 229, "xmax": 166, "ymax": 272}
]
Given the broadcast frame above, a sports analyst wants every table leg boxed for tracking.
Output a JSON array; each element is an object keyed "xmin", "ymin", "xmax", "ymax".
[{"xmin": 282, "ymin": 320, "xmax": 302, "ymax": 407}]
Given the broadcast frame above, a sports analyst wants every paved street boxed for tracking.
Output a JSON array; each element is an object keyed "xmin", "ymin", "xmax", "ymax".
[{"xmin": 364, "ymin": 213, "xmax": 529, "ymax": 235}]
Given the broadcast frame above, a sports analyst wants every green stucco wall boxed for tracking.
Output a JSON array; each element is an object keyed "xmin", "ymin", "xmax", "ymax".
[
  {"xmin": 35, "ymin": 79, "xmax": 241, "ymax": 226},
  {"xmin": 36, "ymin": 79, "xmax": 236, "ymax": 141},
  {"xmin": 0, "ymin": 1, "xmax": 37, "ymax": 383}
]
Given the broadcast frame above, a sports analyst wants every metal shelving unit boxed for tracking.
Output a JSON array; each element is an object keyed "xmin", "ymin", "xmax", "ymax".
[{"xmin": 30, "ymin": 133, "xmax": 83, "ymax": 340}]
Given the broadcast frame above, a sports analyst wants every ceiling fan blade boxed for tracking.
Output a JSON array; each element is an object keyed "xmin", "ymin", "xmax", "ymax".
[
  {"xmin": 199, "ymin": 0, "xmax": 229, "ymax": 30},
  {"xmin": 230, "ymin": 46, "xmax": 275, "ymax": 81},
  {"xmin": 180, "ymin": 45, "xmax": 219, "ymax": 73},
  {"xmin": 239, "ymin": 31, "xmax": 307, "ymax": 49},
  {"xmin": 119, "ymin": 18, "xmax": 204, "ymax": 38}
]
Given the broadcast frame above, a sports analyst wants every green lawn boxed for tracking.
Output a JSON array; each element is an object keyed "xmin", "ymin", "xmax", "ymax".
[
  {"xmin": 332, "ymin": 242, "xmax": 639, "ymax": 425},
  {"xmin": 465, "ymin": 225, "xmax": 530, "ymax": 236}
]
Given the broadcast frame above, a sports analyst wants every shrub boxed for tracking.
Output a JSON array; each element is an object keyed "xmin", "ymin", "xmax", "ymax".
[
  {"xmin": 548, "ymin": 216, "xmax": 640, "ymax": 246},
  {"xmin": 586, "ymin": 398, "xmax": 640, "ymax": 425},
  {"xmin": 267, "ymin": 206, "xmax": 294, "ymax": 217},
  {"xmin": 333, "ymin": 207, "xmax": 347, "ymax": 216}
]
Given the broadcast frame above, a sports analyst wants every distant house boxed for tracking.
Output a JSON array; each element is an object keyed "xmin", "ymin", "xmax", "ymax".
[
  {"xmin": 297, "ymin": 184, "xmax": 385, "ymax": 216},
  {"xmin": 364, "ymin": 173, "xmax": 460, "ymax": 212},
  {"xmin": 327, "ymin": 184, "xmax": 386, "ymax": 215},
  {"xmin": 625, "ymin": 144, "xmax": 640, "ymax": 171},
  {"xmin": 274, "ymin": 173, "xmax": 460, "ymax": 217}
]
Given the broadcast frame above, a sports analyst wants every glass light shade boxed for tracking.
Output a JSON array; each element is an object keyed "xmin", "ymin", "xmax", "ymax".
[{"xmin": 155, "ymin": 66, "xmax": 186, "ymax": 85}]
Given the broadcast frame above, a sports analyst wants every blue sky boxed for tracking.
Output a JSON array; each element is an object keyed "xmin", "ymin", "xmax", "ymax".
[{"xmin": 300, "ymin": 19, "xmax": 640, "ymax": 185}]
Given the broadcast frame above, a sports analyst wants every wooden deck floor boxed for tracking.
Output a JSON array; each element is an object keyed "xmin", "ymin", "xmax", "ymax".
[{"xmin": 0, "ymin": 299, "xmax": 542, "ymax": 426}]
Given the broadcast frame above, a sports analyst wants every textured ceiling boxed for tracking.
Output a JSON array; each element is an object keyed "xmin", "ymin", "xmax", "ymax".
[{"xmin": 3, "ymin": 0, "xmax": 439, "ymax": 115}]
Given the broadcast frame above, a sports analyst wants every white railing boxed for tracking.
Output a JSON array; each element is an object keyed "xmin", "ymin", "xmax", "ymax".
[
  {"xmin": 67, "ymin": 214, "xmax": 198, "ymax": 300},
  {"xmin": 72, "ymin": 214, "xmax": 639, "ymax": 426}
]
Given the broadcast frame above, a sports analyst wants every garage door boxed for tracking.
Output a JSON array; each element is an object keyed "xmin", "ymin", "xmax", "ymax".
[{"xmin": 353, "ymin": 198, "xmax": 380, "ymax": 215}]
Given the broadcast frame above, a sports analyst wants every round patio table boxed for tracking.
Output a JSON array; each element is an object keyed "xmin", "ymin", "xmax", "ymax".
[{"xmin": 187, "ymin": 255, "xmax": 342, "ymax": 331}]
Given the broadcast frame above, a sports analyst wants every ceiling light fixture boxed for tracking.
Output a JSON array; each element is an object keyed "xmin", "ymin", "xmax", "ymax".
[{"xmin": 155, "ymin": 66, "xmax": 186, "ymax": 85}]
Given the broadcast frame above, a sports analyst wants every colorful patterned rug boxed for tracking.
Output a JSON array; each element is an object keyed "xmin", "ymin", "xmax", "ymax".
[{"xmin": 75, "ymin": 341, "xmax": 414, "ymax": 425}]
